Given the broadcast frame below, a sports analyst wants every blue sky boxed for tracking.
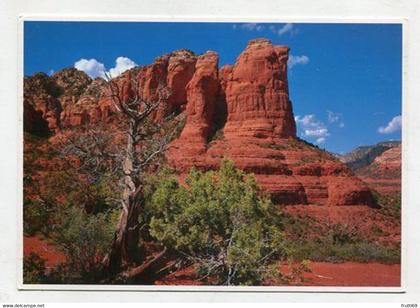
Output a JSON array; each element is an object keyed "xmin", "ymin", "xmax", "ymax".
[{"xmin": 24, "ymin": 22, "xmax": 402, "ymax": 154}]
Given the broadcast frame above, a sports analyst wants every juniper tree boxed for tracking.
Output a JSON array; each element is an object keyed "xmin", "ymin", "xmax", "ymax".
[{"xmin": 61, "ymin": 70, "xmax": 181, "ymax": 277}]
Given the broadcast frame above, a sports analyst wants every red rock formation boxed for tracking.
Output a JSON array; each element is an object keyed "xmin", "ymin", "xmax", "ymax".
[
  {"xmin": 167, "ymin": 38, "xmax": 376, "ymax": 207},
  {"xmin": 60, "ymin": 77, "xmax": 108, "ymax": 127},
  {"xmin": 24, "ymin": 39, "xmax": 378, "ymax": 208},
  {"xmin": 58, "ymin": 50, "xmax": 198, "ymax": 128},
  {"xmin": 373, "ymin": 146, "xmax": 401, "ymax": 168},
  {"xmin": 24, "ymin": 73, "xmax": 64, "ymax": 132},
  {"xmin": 167, "ymin": 51, "xmax": 220, "ymax": 167},
  {"xmin": 224, "ymin": 38, "xmax": 295, "ymax": 139},
  {"xmin": 357, "ymin": 144, "xmax": 402, "ymax": 195},
  {"xmin": 136, "ymin": 50, "xmax": 197, "ymax": 121},
  {"xmin": 166, "ymin": 49, "xmax": 198, "ymax": 112},
  {"xmin": 23, "ymin": 100, "xmax": 50, "ymax": 136}
]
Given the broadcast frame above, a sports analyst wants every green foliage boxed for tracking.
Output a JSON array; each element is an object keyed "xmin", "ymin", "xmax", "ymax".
[
  {"xmin": 24, "ymin": 72, "xmax": 63, "ymax": 98},
  {"xmin": 49, "ymin": 206, "xmax": 118, "ymax": 283},
  {"xmin": 329, "ymin": 224, "xmax": 360, "ymax": 245},
  {"xmin": 375, "ymin": 192, "xmax": 401, "ymax": 220},
  {"xmin": 67, "ymin": 173, "xmax": 120, "ymax": 214},
  {"xmin": 286, "ymin": 239, "xmax": 400, "ymax": 264},
  {"xmin": 283, "ymin": 218, "xmax": 400, "ymax": 264},
  {"xmin": 23, "ymin": 253, "xmax": 47, "ymax": 284},
  {"xmin": 40, "ymin": 170, "xmax": 120, "ymax": 215},
  {"xmin": 23, "ymin": 199, "xmax": 52, "ymax": 236},
  {"xmin": 146, "ymin": 160, "xmax": 287, "ymax": 285},
  {"xmin": 24, "ymin": 133, "xmax": 122, "ymax": 283}
]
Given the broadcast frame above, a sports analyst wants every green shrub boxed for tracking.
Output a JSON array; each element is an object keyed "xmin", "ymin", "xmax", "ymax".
[
  {"xmin": 23, "ymin": 199, "xmax": 52, "ymax": 236},
  {"xmin": 328, "ymin": 224, "xmax": 360, "ymax": 245},
  {"xmin": 284, "ymin": 221, "xmax": 400, "ymax": 264},
  {"xmin": 376, "ymin": 192, "xmax": 401, "ymax": 220},
  {"xmin": 50, "ymin": 206, "xmax": 118, "ymax": 283},
  {"xmin": 147, "ymin": 160, "xmax": 287, "ymax": 285},
  {"xmin": 23, "ymin": 253, "xmax": 46, "ymax": 284}
]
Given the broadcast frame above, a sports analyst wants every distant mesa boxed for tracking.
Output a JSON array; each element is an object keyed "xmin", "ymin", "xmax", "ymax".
[
  {"xmin": 24, "ymin": 38, "xmax": 378, "ymax": 208},
  {"xmin": 339, "ymin": 141, "xmax": 401, "ymax": 195}
]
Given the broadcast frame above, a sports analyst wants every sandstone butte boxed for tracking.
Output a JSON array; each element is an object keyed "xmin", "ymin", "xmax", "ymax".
[{"xmin": 24, "ymin": 38, "xmax": 377, "ymax": 208}]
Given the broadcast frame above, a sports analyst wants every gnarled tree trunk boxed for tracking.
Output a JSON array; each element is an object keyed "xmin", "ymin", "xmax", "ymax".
[
  {"xmin": 100, "ymin": 73, "xmax": 172, "ymax": 278},
  {"xmin": 103, "ymin": 118, "xmax": 143, "ymax": 273}
]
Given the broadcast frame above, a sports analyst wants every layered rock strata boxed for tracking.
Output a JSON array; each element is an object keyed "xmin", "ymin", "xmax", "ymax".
[{"xmin": 24, "ymin": 39, "xmax": 377, "ymax": 207}]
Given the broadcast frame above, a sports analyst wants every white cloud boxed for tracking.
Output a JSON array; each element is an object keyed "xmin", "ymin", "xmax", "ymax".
[
  {"xmin": 235, "ymin": 23, "xmax": 265, "ymax": 31},
  {"xmin": 235, "ymin": 23, "xmax": 298, "ymax": 36},
  {"xmin": 74, "ymin": 56, "xmax": 137, "ymax": 79},
  {"xmin": 48, "ymin": 69, "xmax": 55, "ymax": 76},
  {"xmin": 327, "ymin": 110, "xmax": 344, "ymax": 128},
  {"xmin": 305, "ymin": 128, "xmax": 329, "ymax": 137},
  {"xmin": 288, "ymin": 55, "xmax": 309, "ymax": 68},
  {"xmin": 108, "ymin": 57, "xmax": 137, "ymax": 78},
  {"xmin": 316, "ymin": 137, "xmax": 326, "ymax": 144},
  {"xmin": 295, "ymin": 114, "xmax": 330, "ymax": 142},
  {"xmin": 74, "ymin": 58, "xmax": 106, "ymax": 79},
  {"xmin": 269, "ymin": 23, "xmax": 298, "ymax": 36},
  {"xmin": 277, "ymin": 23, "xmax": 294, "ymax": 35},
  {"xmin": 378, "ymin": 115, "xmax": 402, "ymax": 134}
]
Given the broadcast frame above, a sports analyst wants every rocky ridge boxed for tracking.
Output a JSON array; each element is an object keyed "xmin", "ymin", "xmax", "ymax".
[
  {"xmin": 24, "ymin": 38, "xmax": 378, "ymax": 207},
  {"xmin": 338, "ymin": 141, "xmax": 401, "ymax": 195},
  {"xmin": 338, "ymin": 141, "xmax": 401, "ymax": 171}
]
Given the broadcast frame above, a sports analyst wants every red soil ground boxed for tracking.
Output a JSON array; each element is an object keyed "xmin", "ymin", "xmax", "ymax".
[
  {"xmin": 24, "ymin": 236, "xmax": 399, "ymax": 287},
  {"xmin": 157, "ymin": 262, "xmax": 400, "ymax": 287},
  {"xmin": 23, "ymin": 236, "xmax": 66, "ymax": 269},
  {"xmin": 281, "ymin": 262, "xmax": 400, "ymax": 287}
]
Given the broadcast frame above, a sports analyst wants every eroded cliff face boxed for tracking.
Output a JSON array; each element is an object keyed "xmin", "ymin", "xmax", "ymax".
[
  {"xmin": 166, "ymin": 38, "xmax": 375, "ymax": 207},
  {"xmin": 169, "ymin": 51, "xmax": 220, "ymax": 160},
  {"xmin": 224, "ymin": 38, "xmax": 296, "ymax": 139},
  {"xmin": 58, "ymin": 49, "xmax": 198, "ymax": 128},
  {"xmin": 24, "ymin": 38, "xmax": 377, "ymax": 207},
  {"xmin": 24, "ymin": 72, "xmax": 64, "ymax": 134},
  {"xmin": 355, "ymin": 144, "xmax": 401, "ymax": 195}
]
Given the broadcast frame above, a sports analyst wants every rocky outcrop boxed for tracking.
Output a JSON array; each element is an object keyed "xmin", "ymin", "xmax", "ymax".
[
  {"xmin": 52, "ymin": 68, "xmax": 92, "ymax": 100},
  {"xmin": 167, "ymin": 39, "xmax": 376, "ymax": 207},
  {"xmin": 353, "ymin": 143, "xmax": 402, "ymax": 195},
  {"xmin": 24, "ymin": 69, "xmax": 93, "ymax": 132},
  {"xmin": 60, "ymin": 77, "xmax": 109, "ymax": 127},
  {"xmin": 169, "ymin": 51, "xmax": 220, "ymax": 160},
  {"xmin": 23, "ymin": 100, "xmax": 50, "ymax": 136},
  {"xmin": 339, "ymin": 141, "xmax": 401, "ymax": 171},
  {"xmin": 24, "ymin": 38, "xmax": 379, "ymax": 207},
  {"xmin": 24, "ymin": 73, "xmax": 64, "ymax": 133},
  {"xmin": 224, "ymin": 38, "xmax": 296, "ymax": 139},
  {"xmin": 58, "ymin": 49, "xmax": 198, "ymax": 128}
]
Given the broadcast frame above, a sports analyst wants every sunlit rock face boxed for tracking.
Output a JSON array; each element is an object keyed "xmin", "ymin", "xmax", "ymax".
[{"xmin": 24, "ymin": 39, "xmax": 376, "ymax": 207}]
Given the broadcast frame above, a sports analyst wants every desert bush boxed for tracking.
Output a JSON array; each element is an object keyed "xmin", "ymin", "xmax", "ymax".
[
  {"xmin": 376, "ymin": 192, "xmax": 401, "ymax": 220},
  {"xmin": 23, "ymin": 253, "xmax": 47, "ymax": 284},
  {"xmin": 49, "ymin": 206, "xmax": 118, "ymax": 283},
  {"xmin": 328, "ymin": 223, "xmax": 360, "ymax": 245},
  {"xmin": 284, "ymin": 221, "xmax": 400, "ymax": 264},
  {"xmin": 40, "ymin": 170, "xmax": 120, "ymax": 215},
  {"xmin": 146, "ymin": 160, "xmax": 287, "ymax": 285},
  {"xmin": 23, "ymin": 199, "xmax": 52, "ymax": 236}
]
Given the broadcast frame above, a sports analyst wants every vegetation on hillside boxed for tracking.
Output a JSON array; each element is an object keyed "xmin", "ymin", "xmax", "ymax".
[
  {"xmin": 146, "ymin": 161, "xmax": 287, "ymax": 285},
  {"xmin": 23, "ymin": 132, "xmax": 401, "ymax": 285}
]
